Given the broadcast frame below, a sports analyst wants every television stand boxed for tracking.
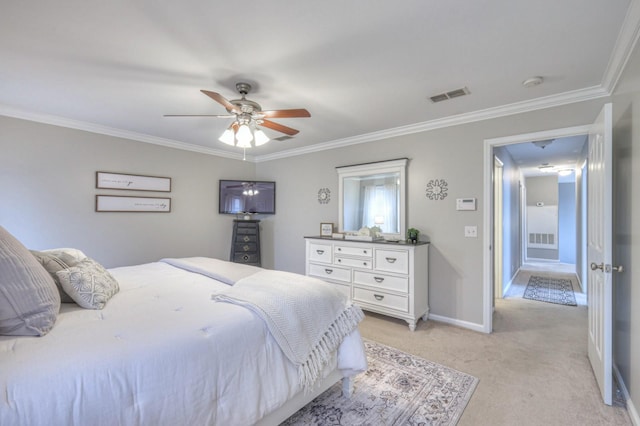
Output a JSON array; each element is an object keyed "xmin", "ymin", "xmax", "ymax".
[{"xmin": 230, "ymin": 220, "xmax": 261, "ymax": 267}]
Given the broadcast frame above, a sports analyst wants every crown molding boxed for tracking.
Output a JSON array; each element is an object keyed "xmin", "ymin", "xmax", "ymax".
[
  {"xmin": 254, "ymin": 85, "xmax": 608, "ymax": 163},
  {"xmin": 0, "ymin": 104, "xmax": 250, "ymax": 162},
  {"xmin": 601, "ymin": 0, "xmax": 640, "ymax": 93}
]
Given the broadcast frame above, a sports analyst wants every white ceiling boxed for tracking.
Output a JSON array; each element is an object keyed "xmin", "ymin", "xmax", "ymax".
[
  {"xmin": 0, "ymin": 1, "xmax": 635, "ymax": 162},
  {"xmin": 504, "ymin": 135, "xmax": 587, "ymax": 180}
]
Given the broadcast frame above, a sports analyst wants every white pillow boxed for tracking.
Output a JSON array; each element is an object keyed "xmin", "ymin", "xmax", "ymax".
[{"xmin": 56, "ymin": 258, "xmax": 119, "ymax": 310}]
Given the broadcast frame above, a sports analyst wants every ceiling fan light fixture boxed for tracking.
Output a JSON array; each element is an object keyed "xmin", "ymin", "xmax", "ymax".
[
  {"xmin": 253, "ymin": 129, "xmax": 270, "ymax": 146},
  {"xmin": 538, "ymin": 165, "xmax": 554, "ymax": 173},
  {"xmin": 218, "ymin": 128, "xmax": 236, "ymax": 145},
  {"xmin": 236, "ymin": 124, "xmax": 253, "ymax": 147},
  {"xmin": 558, "ymin": 168, "xmax": 573, "ymax": 176}
]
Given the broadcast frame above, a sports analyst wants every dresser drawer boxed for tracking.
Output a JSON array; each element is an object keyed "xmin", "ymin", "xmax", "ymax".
[
  {"xmin": 308, "ymin": 243, "xmax": 332, "ymax": 264},
  {"xmin": 234, "ymin": 242, "xmax": 257, "ymax": 253},
  {"xmin": 353, "ymin": 271, "xmax": 408, "ymax": 293},
  {"xmin": 232, "ymin": 252, "xmax": 259, "ymax": 264},
  {"xmin": 353, "ymin": 287, "xmax": 408, "ymax": 312},
  {"xmin": 375, "ymin": 249, "xmax": 409, "ymax": 274},
  {"xmin": 308, "ymin": 263, "xmax": 351, "ymax": 283},
  {"xmin": 334, "ymin": 245, "xmax": 373, "ymax": 258},
  {"xmin": 236, "ymin": 234, "xmax": 257, "ymax": 243},
  {"xmin": 236, "ymin": 224, "xmax": 258, "ymax": 233},
  {"xmin": 335, "ymin": 256, "xmax": 372, "ymax": 269}
]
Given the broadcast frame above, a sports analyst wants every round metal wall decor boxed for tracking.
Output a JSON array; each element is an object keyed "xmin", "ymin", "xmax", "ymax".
[
  {"xmin": 317, "ymin": 188, "xmax": 331, "ymax": 204},
  {"xmin": 426, "ymin": 179, "xmax": 448, "ymax": 200}
]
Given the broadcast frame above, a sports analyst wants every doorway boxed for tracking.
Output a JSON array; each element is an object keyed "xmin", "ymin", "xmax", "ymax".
[{"xmin": 482, "ymin": 124, "xmax": 591, "ymax": 332}]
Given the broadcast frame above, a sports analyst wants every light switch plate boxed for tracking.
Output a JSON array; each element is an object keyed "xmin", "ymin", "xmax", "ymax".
[{"xmin": 464, "ymin": 226, "xmax": 478, "ymax": 238}]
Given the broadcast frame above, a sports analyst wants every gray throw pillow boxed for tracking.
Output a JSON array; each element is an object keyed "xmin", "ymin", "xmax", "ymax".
[
  {"xmin": 0, "ymin": 226, "xmax": 61, "ymax": 336},
  {"xmin": 30, "ymin": 250, "xmax": 80, "ymax": 303},
  {"xmin": 56, "ymin": 258, "xmax": 119, "ymax": 310}
]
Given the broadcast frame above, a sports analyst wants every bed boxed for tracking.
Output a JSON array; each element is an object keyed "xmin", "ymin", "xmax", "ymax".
[{"xmin": 0, "ymin": 227, "xmax": 367, "ymax": 426}]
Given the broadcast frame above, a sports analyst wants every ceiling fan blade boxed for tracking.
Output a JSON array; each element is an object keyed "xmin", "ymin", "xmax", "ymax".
[
  {"xmin": 163, "ymin": 114, "xmax": 235, "ymax": 118},
  {"xmin": 260, "ymin": 109, "xmax": 311, "ymax": 118},
  {"xmin": 201, "ymin": 90, "xmax": 241, "ymax": 113},
  {"xmin": 260, "ymin": 119, "xmax": 300, "ymax": 136}
]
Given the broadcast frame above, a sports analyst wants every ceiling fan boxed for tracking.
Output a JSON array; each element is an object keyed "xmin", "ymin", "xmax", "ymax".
[{"xmin": 164, "ymin": 82, "xmax": 310, "ymax": 148}]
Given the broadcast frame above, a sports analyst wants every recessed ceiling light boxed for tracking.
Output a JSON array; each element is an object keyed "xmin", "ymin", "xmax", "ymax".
[{"xmin": 523, "ymin": 76, "xmax": 544, "ymax": 88}]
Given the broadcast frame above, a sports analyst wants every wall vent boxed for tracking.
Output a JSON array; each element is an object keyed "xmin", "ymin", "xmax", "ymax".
[{"xmin": 429, "ymin": 87, "xmax": 470, "ymax": 103}]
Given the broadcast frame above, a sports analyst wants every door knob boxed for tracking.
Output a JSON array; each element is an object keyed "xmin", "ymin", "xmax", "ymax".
[
  {"xmin": 606, "ymin": 264, "xmax": 624, "ymax": 273},
  {"xmin": 590, "ymin": 262, "xmax": 604, "ymax": 271}
]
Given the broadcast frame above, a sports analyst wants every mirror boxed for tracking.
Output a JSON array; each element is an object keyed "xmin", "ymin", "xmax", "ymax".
[{"xmin": 338, "ymin": 158, "xmax": 407, "ymax": 239}]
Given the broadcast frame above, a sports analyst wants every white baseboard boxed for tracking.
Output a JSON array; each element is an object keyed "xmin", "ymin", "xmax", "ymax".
[
  {"xmin": 614, "ymin": 363, "xmax": 640, "ymax": 425},
  {"xmin": 428, "ymin": 313, "xmax": 486, "ymax": 333},
  {"xmin": 502, "ymin": 267, "xmax": 520, "ymax": 296}
]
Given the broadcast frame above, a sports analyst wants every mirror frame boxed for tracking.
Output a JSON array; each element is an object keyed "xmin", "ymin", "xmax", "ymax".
[{"xmin": 337, "ymin": 158, "xmax": 408, "ymax": 239}]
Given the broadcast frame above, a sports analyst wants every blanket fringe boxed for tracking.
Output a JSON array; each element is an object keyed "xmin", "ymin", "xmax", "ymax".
[{"xmin": 298, "ymin": 304, "xmax": 364, "ymax": 392}]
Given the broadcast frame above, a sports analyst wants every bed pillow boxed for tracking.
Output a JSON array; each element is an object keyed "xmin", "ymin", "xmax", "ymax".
[
  {"xmin": 30, "ymin": 250, "xmax": 81, "ymax": 303},
  {"xmin": 56, "ymin": 258, "xmax": 119, "ymax": 310},
  {"xmin": 41, "ymin": 247, "xmax": 87, "ymax": 262},
  {"xmin": 0, "ymin": 226, "xmax": 61, "ymax": 336}
]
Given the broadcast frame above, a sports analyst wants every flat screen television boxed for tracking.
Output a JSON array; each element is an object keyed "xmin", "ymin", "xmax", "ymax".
[{"xmin": 219, "ymin": 180, "xmax": 276, "ymax": 215}]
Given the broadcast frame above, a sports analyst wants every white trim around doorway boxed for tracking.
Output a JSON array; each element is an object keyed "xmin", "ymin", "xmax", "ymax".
[{"xmin": 482, "ymin": 124, "xmax": 591, "ymax": 333}]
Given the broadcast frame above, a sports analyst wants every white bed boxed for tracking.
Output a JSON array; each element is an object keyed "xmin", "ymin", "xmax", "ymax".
[{"xmin": 0, "ymin": 259, "xmax": 366, "ymax": 426}]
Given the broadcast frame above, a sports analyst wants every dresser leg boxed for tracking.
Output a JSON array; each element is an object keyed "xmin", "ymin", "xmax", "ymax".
[
  {"xmin": 342, "ymin": 377, "xmax": 354, "ymax": 397},
  {"xmin": 407, "ymin": 320, "xmax": 417, "ymax": 331}
]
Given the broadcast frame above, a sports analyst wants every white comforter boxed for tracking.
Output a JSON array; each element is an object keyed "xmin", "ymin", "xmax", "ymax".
[{"xmin": 0, "ymin": 261, "xmax": 366, "ymax": 426}]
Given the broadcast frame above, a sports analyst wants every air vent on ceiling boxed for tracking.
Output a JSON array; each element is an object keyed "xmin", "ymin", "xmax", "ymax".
[{"xmin": 429, "ymin": 87, "xmax": 470, "ymax": 103}]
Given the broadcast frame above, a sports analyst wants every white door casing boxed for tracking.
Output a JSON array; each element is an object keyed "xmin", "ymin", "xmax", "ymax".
[{"xmin": 587, "ymin": 103, "xmax": 613, "ymax": 405}]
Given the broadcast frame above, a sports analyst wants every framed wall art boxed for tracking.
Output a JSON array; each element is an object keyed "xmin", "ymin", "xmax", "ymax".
[
  {"xmin": 96, "ymin": 195, "xmax": 171, "ymax": 212},
  {"xmin": 96, "ymin": 172, "xmax": 171, "ymax": 192}
]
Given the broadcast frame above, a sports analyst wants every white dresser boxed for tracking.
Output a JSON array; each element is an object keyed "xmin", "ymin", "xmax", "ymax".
[{"xmin": 305, "ymin": 237, "xmax": 429, "ymax": 331}]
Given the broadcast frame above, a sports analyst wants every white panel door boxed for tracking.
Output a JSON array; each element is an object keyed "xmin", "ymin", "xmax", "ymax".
[{"xmin": 587, "ymin": 103, "xmax": 613, "ymax": 405}]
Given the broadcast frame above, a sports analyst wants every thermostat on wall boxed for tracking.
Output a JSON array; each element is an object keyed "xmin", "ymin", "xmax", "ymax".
[{"xmin": 456, "ymin": 198, "xmax": 476, "ymax": 211}]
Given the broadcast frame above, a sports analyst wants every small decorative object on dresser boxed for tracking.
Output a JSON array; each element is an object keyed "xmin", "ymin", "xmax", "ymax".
[
  {"xmin": 230, "ymin": 220, "xmax": 261, "ymax": 266},
  {"xmin": 407, "ymin": 228, "xmax": 420, "ymax": 244},
  {"xmin": 320, "ymin": 222, "xmax": 334, "ymax": 237},
  {"xmin": 305, "ymin": 237, "xmax": 429, "ymax": 331}
]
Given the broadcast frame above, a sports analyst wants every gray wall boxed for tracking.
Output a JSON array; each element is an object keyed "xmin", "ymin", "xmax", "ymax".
[
  {"xmin": 257, "ymin": 98, "xmax": 608, "ymax": 327},
  {"xmin": 0, "ymin": 116, "xmax": 255, "ymax": 268},
  {"xmin": 493, "ymin": 146, "xmax": 522, "ymax": 289},
  {"xmin": 612, "ymin": 34, "xmax": 640, "ymax": 420},
  {"xmin": 558, "ymin": 182, "xmax": 576, "ymax": 263}
]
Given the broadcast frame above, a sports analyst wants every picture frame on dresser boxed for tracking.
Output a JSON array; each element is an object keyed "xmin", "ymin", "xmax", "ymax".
[{"xmin": 320, "ymin": 222, "xmax": 334, "ymax": 237}]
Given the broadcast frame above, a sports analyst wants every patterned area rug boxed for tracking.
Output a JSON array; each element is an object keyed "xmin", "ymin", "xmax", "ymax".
[
  {"xmin": 283, "ymin": 340, "xmax": 479, "ymax": 425},
  {"xmin": 523, "ymin": 275, "xmax": 577, "ymax": 306}
]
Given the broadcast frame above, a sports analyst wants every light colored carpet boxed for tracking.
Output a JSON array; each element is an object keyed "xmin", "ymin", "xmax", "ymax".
[
  {"xmin": 357, "ymin": 268, "xmax": 632, "ymax": 425},
  {"xmin": 284, "ymin": 340, "xmax": 478, "ymax": 425}
]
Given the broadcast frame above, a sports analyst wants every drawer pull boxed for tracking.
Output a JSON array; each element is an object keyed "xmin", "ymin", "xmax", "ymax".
[
  {"xmin": 363, "ymin": 250, "xmax": 368, "ymax": 254},
  {"xmin": 324, "ymin": 268, "xmax": 333, "ymax": 274},
  {"xmin": 243, "ymin": 245, "xmax": 250, "ymax": 252},
  {"xmin": 316, "ymin": 249, "xmax": 325, "ymax": 255},
  {"xmin": 374, "ymin": 276, "xmax": 385, "ymax": 283},
  {"xmin": 337, "ymin": 259, "xmax": 342, "ymax": 263},
  {"xmin": 374, "ymin": 294, "xmax": 384, "ymax": 301},
  {"xmin": 363, "ymin": 262, "xmax": 368, "ymax": 266},
  {"xmin": 385, "ymin": 257, "xmax": 397, "ymax": 263},
  {"xmin": 337, "ymin": 247, "xmax": 342, "ymax": 251}
]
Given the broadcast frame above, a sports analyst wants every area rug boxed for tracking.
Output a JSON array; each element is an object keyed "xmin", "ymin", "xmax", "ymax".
[
  {"xmin": 523, "ymin": 275, "xmax": 577, "ymax": 306},
  {"xmin": 282, "ymin": 340, "xmax": 479, "ymax": 425}
]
